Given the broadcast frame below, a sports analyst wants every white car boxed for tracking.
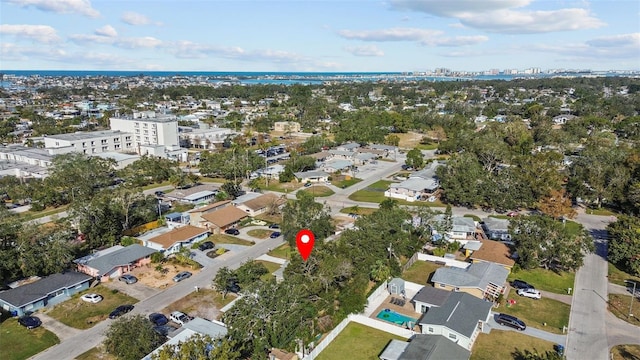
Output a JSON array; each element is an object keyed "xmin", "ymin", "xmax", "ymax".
[
  {"xmin": 169, "ymin": 311, "xmax": 192, "ymax": 326},
  {"xmin": 80, "ymin": 293, "xmax": 103, "ymax": 303},
  {"xmin": 517, "ymin": 288, "xmax": 542, "ymax": 299}
]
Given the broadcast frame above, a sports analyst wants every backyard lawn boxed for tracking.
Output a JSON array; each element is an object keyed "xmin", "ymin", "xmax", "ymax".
[
  {"xmin": 268, "ymin": 243, "xmax": 292, "ymax": 260},
  {"xmin": 348, "ymin": 180, "xmax": 393, "ymax": 202},
  {"xmin": 507, "ymin": 268, "xmax": 575, "ymax": 294},
  {"xmin": 499, "ymin": 289, "xmax": 570, "ymax": 334},
  {"xmin": 471, "ymin": 330, "xmax": 556, "ymax": 360},
  {"xmin": 607, "ymin": 262, "xmax": 640, "ymax": 287},
  {"xmin": 402, "ymin": 261, "xmax": 442, "ymax": 285},
  {"xmin": 47, "ymin": 287, "xmax": 138, "ymax": 329},
  {"xmin": 209, "ymin": 234, "xmax": 255, "ymax": 246},
  {"xmin": 0, "ymin": 317, "xmax": 60, "ymax": 360},
  {"xmin": 315, "ymin": 322, "xmax": 406, "ymax": 360}
]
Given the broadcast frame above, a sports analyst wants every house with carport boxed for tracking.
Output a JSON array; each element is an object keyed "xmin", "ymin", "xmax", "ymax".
[
  {"xmin": 201, "ymin": 206, "xmax": 249, "ymax": 234},
  {"xmin": 74, "ymin": 244, "xmax": 157, "ymax": 282},
  {"xmin": 141, "ymin": 225, "xmax": 210, "ymax": 255},
  {"xmin": 0, "ymin": 272, "xmax": 93, "ymax": 316},
  {"xmin": 431, "ymin": 262, "xmax": 508, "ymax": 301}
]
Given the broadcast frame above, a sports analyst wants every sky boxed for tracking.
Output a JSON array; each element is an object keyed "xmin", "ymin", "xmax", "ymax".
[{"xmin": 0, "ymin": 0, "xmax": 639, "ymax": 72}]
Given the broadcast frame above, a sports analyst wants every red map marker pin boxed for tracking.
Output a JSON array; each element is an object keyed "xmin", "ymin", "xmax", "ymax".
[{"xmin": 295, "ymin": 229, "xmax": 315, "ymax": 261}]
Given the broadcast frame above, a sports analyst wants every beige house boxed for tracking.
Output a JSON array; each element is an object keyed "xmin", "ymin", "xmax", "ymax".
[
  {"xmin": 431, "ymin": 262, "xmax": 508, "ymax": 301},
  {"xmin": 188, "ymin": 200, "xmax": 232, "ymax": 228},
  {"xmin": 273, "ymin": 121, "xmax": 301, "ymax": 133},
  {"xmin": 201, "ymin": 206, "xmax": 248, "ymax": 234},
  {"xmin": 142, "ymin": 225, "xmax": 210, "ymax": 255},
  {"xmin": 235, "ymin": 193, "xmax": 285, "ymax": 217},
  {"xmin": 469, "ymin": 239, "xmax": 516, "ymax": 272}
]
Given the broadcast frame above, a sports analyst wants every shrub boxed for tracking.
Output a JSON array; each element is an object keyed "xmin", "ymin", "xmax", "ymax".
[{"xmin": 150, "ymin": 252, "xmax": 164, "ymax": 263}]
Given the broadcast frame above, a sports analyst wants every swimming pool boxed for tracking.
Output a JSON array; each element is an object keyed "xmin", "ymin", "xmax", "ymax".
[{"xmin": 376, "ymin": 309, "xmax": 418, "ymax": 327}]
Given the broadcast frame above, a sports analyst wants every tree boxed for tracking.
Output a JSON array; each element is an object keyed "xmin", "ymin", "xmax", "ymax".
[
  {"xmin": 221, "ymin": 182, "xmax": 243, "ymax": 199},
  {"xmin": 235, "ymin": 260, "xmax": 269, "ymax": 287},
  {"xmin": 536, "ymin": 189, "xmax": 577, "ymax": 220},
  {"xmin": 281, "ymin": 191, "xmax": 334, "ymax": 247},
  {"xmin": 405, "ymin": 148, "xmax": 424, "ymax": 169},
  {"xmin": 153, "ymin": 334, "xmax": 241, "ymax": 360},
  {"xmin": 104, "ymin": 315, "xmax": 165, "ymax": 360},
  {"xmin": 607, "ymin": 216, "xmax": 640, "ymax": 276},
  {"xmin": 213, "ymin": 267, "xmax": 237, "ymax": 299},
  {"xmin": 369, "ymin": 260, "xmax": 391, "ymax": 282},
  {"xmin": 509, "ymin": 215, "xmax": 593, "ymax": 271}
]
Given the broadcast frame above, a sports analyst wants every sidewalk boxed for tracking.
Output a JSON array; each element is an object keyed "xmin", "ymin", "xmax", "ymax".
[{"xmin": 256, "ymin": 254, "xmax": 287, "ymax": 265}]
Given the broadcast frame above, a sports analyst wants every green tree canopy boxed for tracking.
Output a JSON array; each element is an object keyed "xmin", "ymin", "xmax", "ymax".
[
  {"xmin": 607, "ymin": 215, "xmax": 640, "ymax": 276},
  {"xmin": 104, "ymin": 314, "xmax": 165, "ymax": 360}
]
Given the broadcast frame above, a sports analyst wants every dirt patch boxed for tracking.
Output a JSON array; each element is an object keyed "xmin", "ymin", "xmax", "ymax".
[
  {"xmin": 162, "ymin": 289, "xmax": 237, "ymax": 321},
  {"xmin": 396, "ymin": 132, "xmax": 425, "ymax": 149},
  {"xmin": 128, "ymin": 262, "xmax": 201, "ymax": 289}
]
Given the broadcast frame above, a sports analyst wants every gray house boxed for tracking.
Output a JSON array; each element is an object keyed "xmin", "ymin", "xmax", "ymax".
[
  {"xmin": 0, "ymin": 272, "xmax": 93, "ymax": 316},
  {"xmin": 380, "ymin": 335, "xmax": 471, "ymax": 360},
  {"xmin": 411, "ymin": 286, "xmax": 452, "ymax": 314},
  {"xmin": 417, "ymin": 292, "xmax": 492, "ymax": 350},
  {"xmin": 431, "ymin": 262, "xmax": 509, "ymax": 301},
  {"xmin": 482, "ymin": 217, "xmax": 511, "ymax": 241}
]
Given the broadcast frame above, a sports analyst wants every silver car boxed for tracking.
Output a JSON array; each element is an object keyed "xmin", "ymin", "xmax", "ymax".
[{"xmin": 172, "ymin": 271, "xmax": 192, "ymax": 282}]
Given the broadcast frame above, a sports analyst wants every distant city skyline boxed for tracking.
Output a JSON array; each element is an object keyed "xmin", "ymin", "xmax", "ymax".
[{"xmin": 1, "ymin": 0, "xmax": 638, "ymax": 72}]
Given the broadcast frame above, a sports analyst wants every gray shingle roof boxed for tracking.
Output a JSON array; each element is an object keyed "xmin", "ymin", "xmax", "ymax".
[
  {"xmin": 78, "ymin": 244, "xmax": 157, "ymax": 276},
  {"xmin": 400, "ymin": 334, "xmax": 471, "ymax": 360},
  {"xmin": 0, "ymin": 272, "xmax": 93, "ymax": 308},
  {"xmin": 482, "ymin": 217, "xmax": 510, "ymax": 232},
  {"xmin": 418, "ymin": 292, "xmax": 492, "ymax": 338},
  {"xmin": 431, "ymin": 262, "xmax": 508, "ymax": 290},
  {"xmin": 411, "ymin": 286, "xmax": 452, "ymax": 307}
]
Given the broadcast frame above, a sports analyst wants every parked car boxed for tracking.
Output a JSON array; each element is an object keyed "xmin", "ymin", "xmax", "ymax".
[
  {"xmin": 225, "ymin": 228, "xmax": 240, "ymax": 235},
  {"xmin": 119, "ymin": 274, "xmax": 138, "ymax": 284},
  {"xmin": 80, "ymin": 293, "xmax": 103, "ymax": 303},
  {"xmin": 154, "ymin": 191, "xmax": 164, "ymax": 197},
  {"xmin": 148, "ymin": 313, "xmax": 169, "ymax": 326},
  {"xmin": 153, "ymin": 324, "xmax": 178, "ymax": 336},
  {"xmin": 304, "ymin": 182, "xmax": 312, "ymax": 187},
  {"xmin": 173, "ymin": 271, "xmax": 192, "ymax": 282},
  {"xmin": 510, "ymin": 280, "xmax": 534, "ymax": 290},
  {"xmin": 270, "ymin": 231, "xmax": 281, "ymax": 238},
  {"xmin": 169, "ymin": 311, "xmax": 192, "ymax": 326},
  {"xmin": 227, "ymin": 281, "xmax": 241, "ymax": 294},
  {"xmin": 268, "ymin": 223, "xmax": 280, "ymax": 229},
  {"xmin": 18, "ymin": 316, "xmax": 42, "ymax": 329},
  {"xmin": 109, "ymin": 305, "xmax": 134, "ymax": 319},
  {"xmin": 198, "ymin": 241, "xmax": 214, "ymax": 251},
  {"xmin": 517, "ymin": 288, "xmax": 542, "ymax": 299},
  {"xmin": 495, "ymin": 313, "xmax": 526, "ymax": 331},
  {"xmin": 507, "ymin": 211, "xmax": 520, "ymax": 217}
]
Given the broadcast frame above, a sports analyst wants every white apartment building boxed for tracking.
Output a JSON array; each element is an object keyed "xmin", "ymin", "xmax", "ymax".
[
  {"xmin": 179, "ymin": 127, "xmax": 235, "ymax": 150},
  {"xmin": 109, "ymin": 111, "xmax": 179, "ymax": 148},
  {"xmin": 43, "ymin": 130, "xmax": 135, "ymax": 155}
]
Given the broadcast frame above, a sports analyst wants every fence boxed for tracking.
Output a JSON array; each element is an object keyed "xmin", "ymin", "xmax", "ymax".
[
  {"xmin": 123, "ymin": 220, "xmax": 161, "ymax": 236},
  {"xmin": 402, "ymin": 252, "xmax": 419, "ymax": 272},
  {"xmin": 364, "ymin": 280, "xmax": 388, "ymax": 316},
  {"xmin": 417, "ymin": 253, "xmax": 470, "ymax": 269},
  {"xmin": 304, "ymin": 316, "xmax": 351, "ymax": 359},
  {"xmin": 350, "ymin": 314, "xmax": 415, "ymax": 339}
]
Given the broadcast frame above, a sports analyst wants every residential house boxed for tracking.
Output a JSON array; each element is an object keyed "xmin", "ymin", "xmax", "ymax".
[
  {"xmin": 431, "ymin": 262, "xmax": 508, "ymax": 301},
  {"xmin": 482, "ymin": 217, "xmax": 511, "ymax": 241},
  {"xmin": 201, "ymin": 206, "xmax": 249, "ymax": 234},
  {"xmin": 259, "ymin": 164, "xmax": 285, "ymax": 179},
  {"xmin": 273, "ymin": 121, "xmax": 301, "ymax": 133},
  {"xmin": 294, "ymin": 170, "xmax": 329, "ymax": 183},
  {"xmin": 336, "ymin": 142, "xmax": 360, "ymax": 152},
  {"xmin": 411, "ymin": 286, "xmax": 452, "ymax": 314},
  {"xmin": 385, "ymin": 161, "xmax": 443, "ymax": 202},
  {"xmin": 0, "ymin": 272, "xmax": 93, "ymax": 316},
  {"xmin": 354, "ymin": 152, "xmax": 377, "ymax": 165},
  {"xmin": 235, "ymin": 193, "xmax": 285, "ymax": 217},
  {"xmin": 417, "ymin": 292, "xmax": 492, "ymax": 350},
  {"xmin": 74, "ymin": 244, "xmax": 157, "ymax": 282},
  {"xmin": 322, "ymin": 159, "xmax": 352, "ymax": 173},
  {"xmin": 141, "ymin": 225, "xmax": 210, "ymax": 255},
  {"xmin": 430, "ymin": 215, "xmax": 477, "ymax": 246},
  {"xmin": 143, "ymin": 317, "xmax": 228, "ymax": 360},
  {"xmin": 327, "ymin": 150, "xmax": 355, "ymax": 161},
  {"xmin": 380, "ymin": 334, "xmax": 470, "ymax": 360},
  {"xmin": 188, "ymin": 200, "xmax": 231, "ymax": 228},
  {"xmin": 368, "ymin": 144, "xmax": 398, "ymax": 158},
  {"xmin": 165, "ymin": 212, "xmax": 190, "ymax": 225},
  {"xmin": 469, "ymin": 239, "xmax": 515, "ymax": 271},
  {"xmin": 164, "ymin": 184, "xmax": 220, "ymax": 205}
]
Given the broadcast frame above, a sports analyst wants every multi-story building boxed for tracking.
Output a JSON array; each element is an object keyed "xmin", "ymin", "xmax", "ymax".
[
  {"xmin": 43, "ymin": 130, "xmax": 135, "ymax": 155},
  {"xmin": 109, "ymin": 111, "xmax": 179, "ymax": 148}
]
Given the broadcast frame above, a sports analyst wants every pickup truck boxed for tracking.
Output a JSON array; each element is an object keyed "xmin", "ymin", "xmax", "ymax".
[{"xmin": 169, "ymin": 311, "xmax": 192, "ymax": 326}]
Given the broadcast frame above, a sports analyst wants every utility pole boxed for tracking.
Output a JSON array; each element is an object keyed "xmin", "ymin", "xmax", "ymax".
[{"xmin": 626, "ymin": 280, "xmax": 637, "ymax": 317}]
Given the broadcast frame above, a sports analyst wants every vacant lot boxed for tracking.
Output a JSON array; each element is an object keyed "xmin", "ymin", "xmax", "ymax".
[
  {"xmin": 348, "ymin": 180, "xmax": 394, "ymax": 202},
  {"xmin": 0, "ymin": 317, "xmax": 60, "ymax": 360},
  {"xmin": 300, "ymin": 185, "xmax": 335, "ymax": 197},
  {"xmin": 129, "ymin": 262, "xmax": 201, "ymax": 289},
  {"xmin": 471, "ymin": 330, "xmax": 556, "ymax": 360},
  {"xmin": 47, "ymin": 287, "xmax": 138, "ymax": 329},
  {"xmin": 209, "ymin": 234, "xmax": 255, "ymax": 246},
  {"xmin": 402, "ymin": 261, "xmax": 442, "ymax": 285},
  {"xmin": 316, "ymin": 322, "xmax": 406, "ymax": 360},
  {"xmin": 268, "ymin": 243, "xmax": 292, "ymax": 259},
  {"xmin": 608, "ymin": 294, "xmax": 640, "ymax": 326},
  {"xmin": 247, "ymin": 229, "xmax": 271, "ymax": 238},
  {"xmin": 610, "ymin": 344, "xmax": 640, "ymax": 360},
  {"xmin": 163, "ymin": 289, "xmax": 237, "ymax": 321},
  {"xmin": 507, "ymin": 268, "xmax": 575, "ymax": 294},
  {"xmin": 499, "ymin": 289, "xmax": 570, "ymax": 334}
]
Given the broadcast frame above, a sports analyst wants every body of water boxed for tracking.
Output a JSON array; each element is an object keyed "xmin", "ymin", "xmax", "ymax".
[{"xmin": 376, "ymin": 308, "xmax": 418, "ymax": 327}]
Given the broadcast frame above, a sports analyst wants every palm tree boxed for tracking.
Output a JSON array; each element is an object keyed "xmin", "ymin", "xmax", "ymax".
[{"xmin": 370, "ymin": 260, "xmax": 391, "ymax": 282}]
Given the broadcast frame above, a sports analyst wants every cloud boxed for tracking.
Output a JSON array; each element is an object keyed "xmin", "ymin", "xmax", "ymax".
[
  {"xmin": 167, "ymin": 41, "xmax": 305, "ymax": 63},
  {"xmin": 344, "ymin": 45, "xmax": 385, "ymax": 57},
  {"xmin": 69, "ymin": 34, "xmax": 114, "ymax": 45},
  {"xmin": 4, "ymin": 0, "xmax": 99, "ymax": 17},
  {"xmin": 390, "ymin": 0, "xmax": 604, "ymax": 34},
  {"xmin": 121, "ymin": 11, "xmax": 151, "ymax": 25},
  {"xmin": 0, "ymin": 24, "xmax": 61, "ymax": 43},
  {"xmin": 115, "ymin": 36, "xmax": 163, "ymax": 49},
  {"xmin": 535, "ymin": 33, "xmax": 640, "ymax": 60},
  {"xmin": 337, "ymin": 27, "xmax": 487, "ymax": 47},
  {"xmin": 94, "ymin": 25, "xmax": 117, "ymax": 37},
  {"xmin": 1, "ymin": 42, "xmax": 136, "ymax": 68},
  {"xmin": 586, "ymin": 33, "xmax": 640, "ymax": 48},
  {"xmin": 425, "ymin": 35, "xmax": 488, "ymax": 47}
]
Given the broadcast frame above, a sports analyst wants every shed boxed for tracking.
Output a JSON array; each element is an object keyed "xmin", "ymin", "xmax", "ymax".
[{"xmin": 388, "ymin": 278, "xmax": 405, "ymax": 295}]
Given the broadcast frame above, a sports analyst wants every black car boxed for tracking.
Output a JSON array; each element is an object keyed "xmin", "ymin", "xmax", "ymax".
[
  {"xmin": 227, "ymin": 281, "xmax": 241, "ymax": 294},
  {"xmin": 270, "ymin": 231, "xmax": 281, "ymax": 238},
  {"xmin": 109, "ymin": 304, "xmax": 134, "ymax": 319},
  {"xmin": 268, "ymin": 223, "xmax": 280, "ymax": 229},
  {"xmin": 495, "ymin": 313, "xmax": 526, "ymax": 331},
  {"xmin": 511, "ymin": 280, "xmax": 534, "ymax": 290},
  {"xmin": 154, "ymin": 191, "xmax": 164, "ymax": 197},
  {"xmin": 149, "ymin": 313, "xmax": 169, "ymax": 326},
  {"xmin": 225, "ymin": 228, "xmax": 240, "ymax": 235},
  {"xmin": 198, "ymin": 241, "xmax": 214, "ymax": 251},
  {"xmin": 18, "ymin": 315, "xmax": 42, "ymax": 329},
  {"xmin": 153, "ymin": 324, "xmax": 178, "ymax": 337}
]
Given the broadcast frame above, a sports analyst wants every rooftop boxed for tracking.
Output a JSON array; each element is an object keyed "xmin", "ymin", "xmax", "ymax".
[{"xmin": 146, "ymin": 225, "xmax": 210, "ymax": 248}]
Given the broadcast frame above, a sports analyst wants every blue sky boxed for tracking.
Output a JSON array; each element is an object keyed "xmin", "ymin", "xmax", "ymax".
[{"xmin": 1, "ymin": 0, "xmax": 638, "ymax": 72}]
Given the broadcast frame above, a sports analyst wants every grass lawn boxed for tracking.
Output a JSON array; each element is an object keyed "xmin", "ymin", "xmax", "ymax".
[
  {"xmin": 340, "ymin": 206, "xmax": 377, "ymax": 216},
  {"xmin": 610, "ymin": 344, "xmax": 640, "ymax": 360},
  {"xmin": 301, "ymin": 185, "xmax": 335, "ymax": 197},
  {"xmin": 608, "ymin": 294, "xmax": 640, "ymax": 327},
  {"xmin": 75, "ymin": 345, "xmax": 116, "ymax": 360},
  {"xmin": 247, "ymin": 229, "xmax": 272, "ymax": 238},
  {"xmin": 331, "ymin": 177, "xmax": 362, "ymax": 188},
  {"xmin": 19, "ymin": 204, "xmax": 70, "ymax": 221},
  {"xmin": 47, "ymin": 287, "xmax": 138, "ymax": 329},
  {"xmin": 471, "ymin": 330, "xmax": 556, "ymax": 360},
  {"xmin": 402, "ymin": 261, "xmax": 442, "ymax": 285},
  {"xmin": 256, "ymin": 260, "xmax": 282, "ymax": 281},
  {"xmin": 0, "ymin": 318, "xmax": 60, "ymax": 360},
  {"xmin": 348, "ymin": 180, "xmax": 393, "ymax": 203},
  {"xmin": 508, "ymin": 268, "xmax": 575, "ymax": 294},
  {"xmin": 464, "ymin": 214, "xmax": 482, "ymax": 222},
  {"xmin": 607, "ymin": 262, "xmax": 640, "ymax": 287},
  {"xmin": 585, "ymin": 207, "xmax": 618, "ymax": 216},
  {"xmin": 564, "ymin": 221, "xmax": 583, "ymax": 236},
  {"xmin": 316, "ymin": 322, "xmax": 406, "ymax": 360},
  {"xmin": 141, "ymin": 181, "xmax": 172, "ymax": 190},
  {"xmin": 500, "ymin": 289, "xmax": 570, "ymax": 334},
  {"xmin": 208, "ymin": 234, "xmax": 255, "ymax": 246},
  {"xmin": 268, "ymin": 243, "xmax": 292, "ymax": 259}
]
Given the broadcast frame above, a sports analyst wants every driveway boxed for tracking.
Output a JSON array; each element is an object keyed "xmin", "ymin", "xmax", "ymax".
[
  {"xmin": 102, "ymin": 279, "xmax": 161, "ymax": 301},
  {"xmin": 37, "ymin": 312, "xmax": 82, "ymax": 341},
  {"xmin": 487, "ymin": 313, "xmax": 567, "ymax": 345}
]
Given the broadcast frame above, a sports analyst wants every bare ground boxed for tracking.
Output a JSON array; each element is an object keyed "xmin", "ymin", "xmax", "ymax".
[{"xmin": 128, "ymin": 262, "xmax": 201, "ymax": 289}]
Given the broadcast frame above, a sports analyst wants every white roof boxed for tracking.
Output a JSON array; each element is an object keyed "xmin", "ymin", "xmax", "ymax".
[{"xmin": 183, "ymin": 191, "xmax": 216, "ymax": 201}]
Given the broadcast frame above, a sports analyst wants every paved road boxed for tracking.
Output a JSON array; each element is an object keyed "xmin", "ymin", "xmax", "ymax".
[{"xmin": 31, "ymin": 236, "xmax": 284, "ymax": 360}]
